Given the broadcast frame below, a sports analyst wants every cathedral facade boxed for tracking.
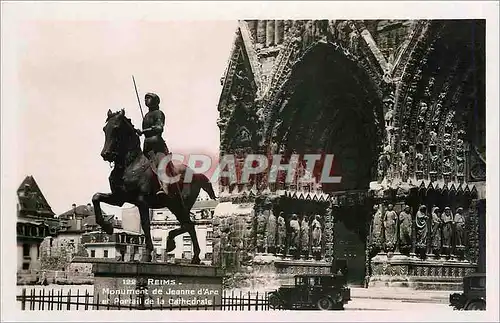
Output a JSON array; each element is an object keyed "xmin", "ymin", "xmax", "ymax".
[{"xmin": 214, "ymin": 20, "xmax": 486, "ymax": 288}]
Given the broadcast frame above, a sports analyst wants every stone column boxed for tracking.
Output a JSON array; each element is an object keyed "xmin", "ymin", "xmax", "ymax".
[
  {"xmin": 247, "ymin": 20, "xmax": 258, "ymax": 41},
  {"xmin": 323, "ymin": 207, "xmax": 335, "ymax": 263},
  {"xmin": 266, "ymin": 20, "xmax": 275, "ymax": 47},
  {"xmin": 257, "ymin": 20, "xmax": 266, "ymax": 45},
  {"xmin": 275, "ymin": 20, "xmax": 284, "ymax": 44},
  {"xmin": 284, "ymin": 20, "xmax": 293, "ymax": 33}
]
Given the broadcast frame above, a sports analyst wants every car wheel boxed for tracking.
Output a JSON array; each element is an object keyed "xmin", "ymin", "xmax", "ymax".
[
  {"xmin": 317, "ymin": 297, "xmax": 334, "ymax": 310},
  {"xmin": 465, "ymin": 300, "xmax": 486, "ymax": 311},
  {"xmin": 268, "ymin": 293, "xmax": 281, "ymax": 310}
]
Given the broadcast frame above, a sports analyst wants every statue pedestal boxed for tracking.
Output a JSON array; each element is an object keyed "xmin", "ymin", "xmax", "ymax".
[
  {"xmin": 92, "ymin": 260, "xmax": 224, "ymax": 309},
  {"xmin": 369, "ymin": 253, "xmax": 477, "ymax": 290}
]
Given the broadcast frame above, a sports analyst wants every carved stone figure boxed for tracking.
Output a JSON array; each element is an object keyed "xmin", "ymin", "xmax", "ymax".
[
  {"xmin": 377, "ymin": 152, "xmax": 390, "ymax": 181},
  {"xmin": 454, "ymin": 207, "xmax": 466, "ymax": 248},
  {"xmin": 399, "ymin": 151, "xmax": 410, "ymax": 181},
  {"xmin": 370, "ymin": 204, "xmax": 384, "ymax": 249},
  {"xmin": 300, "ymin": 216, "xmax": 310, "ymax": 257},
  {"xmin": 265, "ymin": 206, "xmax": 277, "ymax": 254},
  {"xmin": 442, "ymin": 155, "xmax": 453, "ymax": 174},
  {"xmin": 255, "ymin": 205, "xmax": 267, "ymax": 253},
  {"xmin": 430, "ymin": 206, "xmax": 442, "ymax": 255},
  {"xmin": 415, "ymin": 205, "xmax": 429, "ymax": 251},
  {"xmin": 430, "ymin": 150, "xmax": 439, "ymax": 173},
  {"xmin": 383, "ymin": 204, "xmax": 398, "ymax": 252},
  {"xmin": 398, "ymin": 205, "xmax": 412, "ymax": 252},
  {"xmin": 288, "ymin": 214, "xmax": 301, "ymax": 256},
  {"xmin": 456, "ymin": 138, "xmax": 465, "ymax": 175},
  {"xmin": 429, "ymin": 130, "xmax": 438, "ymax": 146},
  {"xmin": 416, "ymin": 152, "xmax": 425, "ymax": 173},
  {"xmin": 311, "ymin": 215, "xmax": 322, "ymax": 254},
  {"xmin": 441, "ymin": 207, "xmax": 454, "ymax": 251},
  {"xmin": 349, "ymin": 29, "xmax": 359, "ymax": 55},
  {"xmin": 417, "ymin": 102, "xmax": 428, "ymax": 127},
  {"xmin": 276, "ymin": 212, "xmax": 287, "ymax": 255}
]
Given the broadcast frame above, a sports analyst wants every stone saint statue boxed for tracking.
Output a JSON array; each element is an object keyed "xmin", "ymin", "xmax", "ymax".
[
  {"xmin": 265, "ymin": 207, "xmax": 277, "ymax": 254},
  {"xmin": 430, "ymin": 206, "xmax": 442, "ymax": 254},
  {"xmin": 441, "ymin": 207, "xmax": 454, "ymax": 250},
  {"xmin": 255, "ymin": 205, "xmax": 267, "ymax": 253},
  {"xmin": 276, "ymin": 212, "xmax": 287, "ymax": 255},
  {"xmin": 398, "ymin": 205, "xmax": 412, "ymax": 251},
  {"xmin": 135, "ymin": 93, "xmax": 170, "ymax": 196},
  {"xmin": 383, "ymin": 204, "xmax": 398, "ymax": 251},
  {"xmin": 289, "ymin": 214, "xmax": 301, "ymax": 255},
  {"xmin": 370, "ymin": 204, "xmax": 384, "ymax": 249},
  {"xmin": 415, "ymin": 205, "xmax": 428, "ymax": 250},
  {"xmin": 311, "ymin": 215, "xmax": 322, "ymax": 253},
  {"xmin": 300, "ymin": 216, "xmax": 310, "ymax": 257},
  {"xmin": 454, "ymin": 207, "xmax": 466, "ymax": 248}
]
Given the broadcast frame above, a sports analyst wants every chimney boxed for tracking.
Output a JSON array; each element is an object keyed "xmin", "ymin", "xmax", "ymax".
[
  {"xmin": 72, "ymin": 203, "xmax": 77, "ymax": 219},
  {"xmin": 76, "ymin": 219, "xmax": 82, "ymax": 231}
]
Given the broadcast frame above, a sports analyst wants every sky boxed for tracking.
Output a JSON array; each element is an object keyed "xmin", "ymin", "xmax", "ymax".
[{"xmin": 14, "ymin": 20, "xmax": 237, "ymax": 215}]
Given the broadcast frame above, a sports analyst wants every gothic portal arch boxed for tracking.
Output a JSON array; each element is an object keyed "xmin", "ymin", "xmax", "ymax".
[
  {"xmin": 266, "ymin": 41, "xmax": 384, "ymax": 193},
  {"xmin": 263, "ymin": 41, "xmax": 384, "ymax": 284}
]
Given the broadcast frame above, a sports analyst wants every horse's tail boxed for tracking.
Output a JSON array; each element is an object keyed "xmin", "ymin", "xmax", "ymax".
[{"xmin": 195, "ymin": 173, "xmax": 217, "ymax": 200}]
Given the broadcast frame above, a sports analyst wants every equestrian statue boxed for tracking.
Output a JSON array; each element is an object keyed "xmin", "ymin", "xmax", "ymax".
[{"xmin": 92, "ymin": 92, "xmax": 217, "ymax": 264}]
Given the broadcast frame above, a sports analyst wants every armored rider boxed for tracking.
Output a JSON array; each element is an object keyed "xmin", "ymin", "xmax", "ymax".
[{"xmin": 136, "ymin": 92, "xmax": 171, "ymax": 195}]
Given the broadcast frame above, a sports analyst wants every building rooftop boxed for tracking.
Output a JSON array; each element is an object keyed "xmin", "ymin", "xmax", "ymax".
[
  {"xmin": 17, "ymin": 175, "xmax": 55, "ymax": 218},
  {"xmin": 58, "ymin": 203, "xmax": 104, "ymax": 219}
]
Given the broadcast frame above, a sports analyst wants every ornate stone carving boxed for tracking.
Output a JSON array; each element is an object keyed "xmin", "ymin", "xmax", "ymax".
[
  {"xmin": 288, "ymin": 214, "xmax": 301, "ymax": 257},
  {"xmin": 384, "ymin": 204, "xmax": 398, "ymax": 252},
  {"xmin": 370, "ymin": 204, "xmax": 385, "ymax": 250},
  {"xmin": 255, "ymin": 205, "xmax": 267, "ymax": 253},
  {"xmin": 441, "ymin": 207, "xmax": 454, "ymax": 254},
  {"xmin": 454, "ymin": 207, "xmax": 466, "ymax": 248},
  {"xmin": 300, "ymin": 215, "xmax": 310, "ymax": 258},
  {"xmin": 398, "ymin": 205, "xmax": 412, "ymax": 253},
  {"xmin": 276, "ymin": 211, "xmax": 286, "ymax": 255},
  {"xmin": 265, "ymin": 204, "xmax": 277, "ymax": 254},
  {"xmin": 311, "ymin": 214, "xmax": 323, "ymax": 259},
  {"xmin": 430, "ymin": 206, "xmax": 442, "ymax": 255},
  {"xmin": 415, "ymin": 205, "xmax": 429, "ymax": 253}
]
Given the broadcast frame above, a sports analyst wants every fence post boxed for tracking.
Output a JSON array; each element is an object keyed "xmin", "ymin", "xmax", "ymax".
[
  {"xmin": 247, "ymin": 291, "xmax": 250, "ymax": 311},
  {"xmin": 38, "ymin": 289, "xmax": 42, "ymax": 310},
  {"xmin": 42, "ymin": 288, "xmax": 45, "ymax": 310},
  {"xmin": 20, "ymin": 288, "xmax": 26, "ymax": 310},
  {"xmin": 231, "ymin": 290, "xmax": 234, "ymax": 311},
  {"xmin": 84, "ymin": 291, "xmax": 89, "ymax": 310},
  {"xmin": 76, "ymin": 289, "xmax": 79, "ymax": 310},
  {"xmin": 255, "ymin": 292, "xmax": 259, "ymax": 311},
  {"xmin": 67, "ymin": 290, "xmax": 71, "ymax": 310},
  {"xmin": 239, "ymin": 291, "xmax": 242, "ymax": 311}
]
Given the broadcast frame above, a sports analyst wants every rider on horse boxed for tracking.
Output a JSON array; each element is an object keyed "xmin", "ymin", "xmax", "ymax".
[{"xmin": 136, "ymin": 92, "xmax": 171, "ymax": 195}]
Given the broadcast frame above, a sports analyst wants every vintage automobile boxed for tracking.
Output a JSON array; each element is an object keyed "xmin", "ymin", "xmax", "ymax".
[
  {"xmin": 449, "ymin": 272, "xmax": 486, "ymax": 310},
  {"xmin": 267, "ymin": 273, "xmax": 351, "ymax": 310}
]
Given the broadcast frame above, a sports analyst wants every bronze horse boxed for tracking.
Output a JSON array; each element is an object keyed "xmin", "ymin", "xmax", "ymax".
[{"xmin": 92, "ymin": 109, "xmax": 217, "ymax": 263}]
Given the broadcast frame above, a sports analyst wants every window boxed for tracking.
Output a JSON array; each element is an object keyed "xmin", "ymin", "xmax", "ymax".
[
  {"xmin": 103, "ymin": 250, "xmax": 108, "ymax": 258},
  {"xmin": 22, "ymin": 244, "xmax": 30, "ymax": 257},
  {"xmin": 90, "ymin": 250, "xmax": 96, "ymax": 258},
  {"xmin": 22, "ymin": 263, "xmax": 30, "ymax": 270},
  {"xmin": 206, "ymin": 231, "xmax": 214, "ymax": 239}
]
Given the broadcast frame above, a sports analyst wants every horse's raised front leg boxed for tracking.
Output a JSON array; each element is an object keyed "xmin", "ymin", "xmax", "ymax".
[
  {"xmin": 92, "ymin": 192, "xmax": 124, "ymax": 235},
  {"xmin": 135, "ymin": 197, "xmax": 154, "ymax": 262}
]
